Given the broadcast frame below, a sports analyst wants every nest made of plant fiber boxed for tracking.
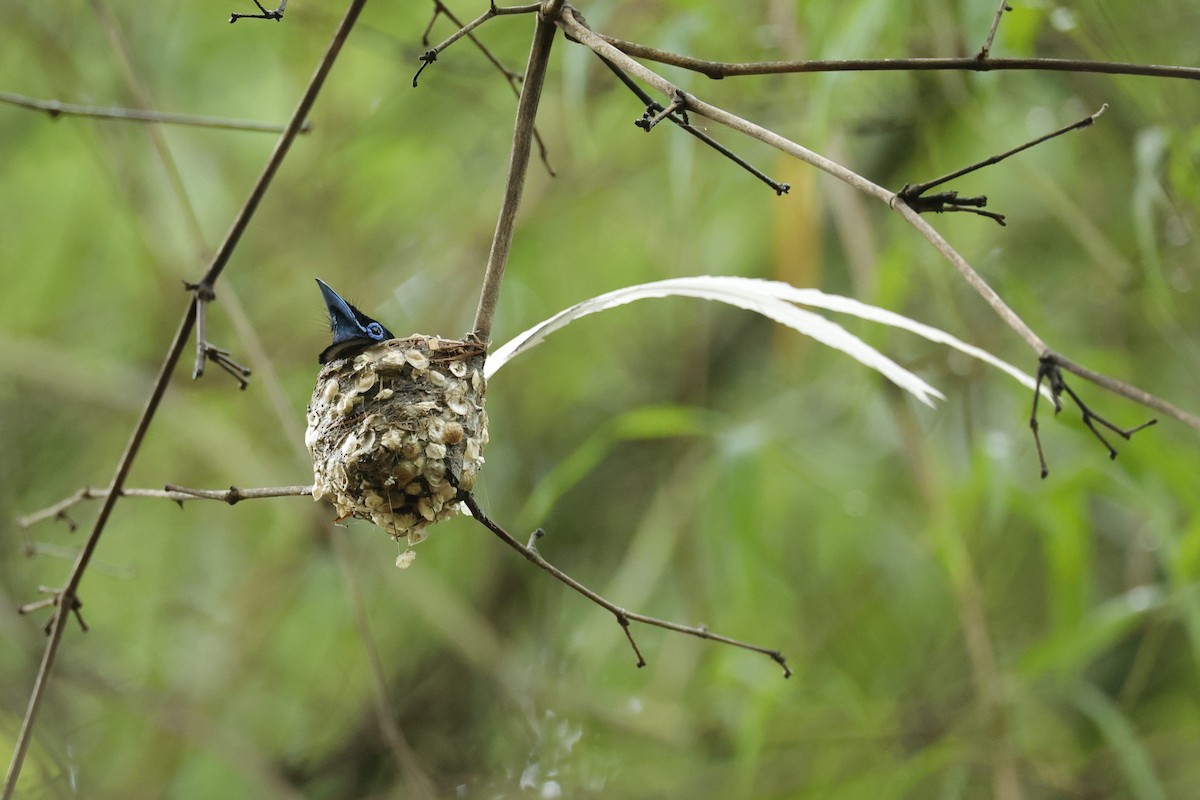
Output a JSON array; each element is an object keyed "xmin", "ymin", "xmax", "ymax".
[{"xmin": 305, "ymin": 334, "xmax": 489, "ymax": 548}]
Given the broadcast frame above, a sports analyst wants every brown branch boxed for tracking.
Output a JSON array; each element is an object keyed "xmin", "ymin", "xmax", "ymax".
[
  {"xmin": 17, "ymin": 485, "xmax": 312, "ymax": 535},
  {"xmin": 14, "ymin": 485, "xmax": 293, "ymax": 530},
  {"xmin": 163, "ymin": 484, "xmax": 313, "ymax": 503},
  {"xmin": 86, "ymin": 0, "xmax": 295, "ymax": 439},
  {"xmin": 462, "ymin": 495, "xmax": 791, "ymax": 677},
  {"xmin": 2, "ymin": 2, "xmax": 371, "ymax": 795},
  {"xmin": 1048, "ymin": 352, "xmax": 1199, "ymax": 430},
  {"xmin": 471, "ymin": 4, "xmax": 561, "ymax": 342},
  {"xmin": 0, "ymin": 91, "xmax": 309, "ymax": 134},
  {"xmin": 595, "ymin": 38, "xmax": 1200, "ymax": 82}
]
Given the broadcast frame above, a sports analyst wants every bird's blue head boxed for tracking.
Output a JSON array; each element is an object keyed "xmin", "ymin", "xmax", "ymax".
[{"xmin": 316, "ymin": 278, "xmax": 395, "ymax": 364}]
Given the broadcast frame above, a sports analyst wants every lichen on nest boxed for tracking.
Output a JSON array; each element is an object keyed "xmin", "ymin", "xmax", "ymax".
[{"xmin": 305, "ymin": 335, "xmax": 489, "ymax": 550}]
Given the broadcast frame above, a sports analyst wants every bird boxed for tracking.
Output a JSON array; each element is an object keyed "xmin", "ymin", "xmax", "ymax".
[
  {"xmin": 315, "ymin": 278, "xmax": 395, "ymax": 364},
  {"xmin": 306, "ymin": 278, "xmax": 490, "ymax": 556}
]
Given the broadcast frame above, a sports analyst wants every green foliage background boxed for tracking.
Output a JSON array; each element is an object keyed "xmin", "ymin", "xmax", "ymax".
[{"xmin": 2, "ymin": 1, "xmax": 1199, "ymax": 797}]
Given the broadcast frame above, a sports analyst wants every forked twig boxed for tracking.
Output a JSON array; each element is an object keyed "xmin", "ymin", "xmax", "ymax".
[
  {"xmin": 1030, "ymin": 356, "xmax": 1157, "ymax": 478},
  {"xmin": 229, "ymin": 0, "xmax": 287, "ymax": 23},
  {"xmin": 415, "ymin": 1, "xmax": 554, "ymax": 174},
  {"xmin": 414, "ymin": 1, "xmax": 541, "ymax": 86},
  {"xmin": 899, "ymin": 105, "xmax": 1108, "ymax": 213},
  {"xmin": 187, "ymin": 281, "xmax": 252, "ymax": 388},
  {"xmin": 462, "ymin": 495, "xmax": 791, "ymax": 676},
  {"xmin": 595, "ymin": 53, "xmax": 789, "ymax": 195}
]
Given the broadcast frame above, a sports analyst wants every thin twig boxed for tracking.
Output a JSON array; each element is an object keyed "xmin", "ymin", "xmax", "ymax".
[
  {"xmin": 230, "ymin": 0, "xmax": 287, "ymax": 23},
  {"xmin": 462, "ymin": 495, "xmax": 791, "ymax": 676},
  {"xmin": 163, "ymin": 484, "xmax": 313, "ymax": 503},
  {"xmin": 1030, "ymin": 356, "xmax": 1158, "ymax": 478},
  {"xmin": 1048, "ymin": 352, "xmax": 1198, "ymax": 428},
  {"xmin": 422, "ymin": 1, "xmax": 524, "ymax": 81},
  {"xmin": 638, "ymin": 89, "xmax": 686, "ymax": 131},
  {"xmin": 186, "ymin": 281, "xmax": 253, "ymax": 387},
  {"xmin": 471, "ymin": 5, "xmax": 561, "ymax": 342},
  {"xmin": 977, "ymin": 1, "xmax": 1012, "ymax": 60},
  {"xmin": 413, "ymin": 2, "xmax": 542, "ymax": 87},
  {"xmin": 2, "ymin": 2, "xmax": 370, "ymax": 795},
  {"xmin": 595, "ymin": 38, "xmax": 1200, "ymax": 82},
  {"xmin": 0, "ymin": 91, "xmax": 308, "ymax": 134},
  {"xmin": 15, "ymin": 485, "xmax": 305, "ymax": 530},
  {"xmin": 417, "ymin": 1, "xmax": 555, "ymax": 175},
  {"xmin": 558, "ymin": 9, "xmax": 1200, "ymax": 435},
  {"xmin": 596, "ymin": 55, "xmax": 789, "ymax": 194},
  {"xmin": 90, "ymin": 0, "xmax": 253, "ymax": 384},
  {"xmin": 193, "ymin": 0, "xmax": 368, "ymax": 375},
  {"xmin": 902, "ymin": 105, "xmax": 1108, "ymax": 198}
]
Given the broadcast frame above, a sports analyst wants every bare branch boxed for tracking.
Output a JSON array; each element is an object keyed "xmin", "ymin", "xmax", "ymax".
[
  {"xmin": 902, "ymin": 105, "xmax": 1108, "ymax": 198},
  {"xmin": 17, "ymin": 485, "xmax": 312, "ymax": 531},
  {"xmin": 899, "ymin": 191, "xmax": 1007, "ymax": 226},
  {"xmin": 162, "ymin": 484, "xmax": 313, "ymax": 503},
  {"xmin": 0, "ymin": 91, "xmax": 309, "ymax": 134},
  {"xmin": 413, "ymin": 2, "xmax": 542, "ymax": 87},
  {"xmin": 1048, "ymin": 352, "xmax": 1200, "ymax": 431},
  {"xmin": 229, "ymin": 0, "xmax": 287, "ymax": 23},
  {"xmin": 3, "ymin": 302, "xmax": 198, "ymax": 800},
  {"xmin": 463, "ymin": 495, "xmax": 791, "ymax": 676},
  {"xmin": 595, "ymin": 37, "xmax": 1200, "ymax": 82}
]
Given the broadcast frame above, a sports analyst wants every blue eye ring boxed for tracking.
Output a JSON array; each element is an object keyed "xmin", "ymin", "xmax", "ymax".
[{"xmin": 366, "ymin": 322, "xmax": 386, "ymax": 340}]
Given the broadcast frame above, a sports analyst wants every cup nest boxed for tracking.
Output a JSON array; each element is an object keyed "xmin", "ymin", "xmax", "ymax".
[{"xmin": 305, "ymin": 335, "xmax": 488, "ymax": 547}]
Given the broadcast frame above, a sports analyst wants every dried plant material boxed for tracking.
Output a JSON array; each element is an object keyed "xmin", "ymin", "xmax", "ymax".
[{"xmin": 306, "ymin": 335, "xmax": 489, "ymax": 547}]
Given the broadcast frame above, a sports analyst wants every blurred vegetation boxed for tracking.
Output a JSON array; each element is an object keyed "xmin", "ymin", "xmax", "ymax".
[{"xmin": 2, "ymin": 1, "xmax": 1199, "ymax": 798}]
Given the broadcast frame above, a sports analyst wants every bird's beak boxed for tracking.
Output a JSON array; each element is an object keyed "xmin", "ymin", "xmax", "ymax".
[{"xmin": 316, "ymin": 278, "xmax": 363, "ymax": 336}]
